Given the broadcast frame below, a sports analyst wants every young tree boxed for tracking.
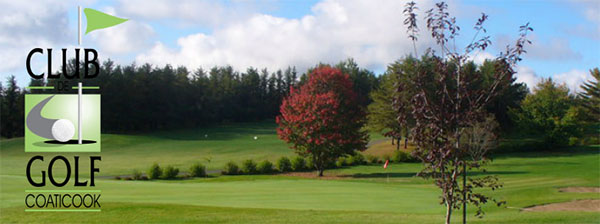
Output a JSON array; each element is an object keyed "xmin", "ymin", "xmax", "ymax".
[
  {"xmin": 276, "ymin": 66, "xmax": 368, "ymax": 176},
  {"xmin": 397, "ymin": 2, "xmax": 532, "ymax": 223}
]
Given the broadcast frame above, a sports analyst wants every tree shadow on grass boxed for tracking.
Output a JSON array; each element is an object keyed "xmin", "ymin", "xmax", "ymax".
[
  {"xmin": 492, "ymin": 145, "xmax": 600, "ymax": 159},
  {"xmin": 343, "ymin": 170, "xmax": 528, "ymax": 179}
]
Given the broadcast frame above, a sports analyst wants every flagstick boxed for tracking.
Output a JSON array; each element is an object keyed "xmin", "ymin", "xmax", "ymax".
[
  {"xmin": 77, "ymin": 6, "xmax": 82, "ymax": 144},
  {"xmin": 78, "ymin": 82, "xmax": 82, "ymax": 144},
  {"xmin": 78, "ymin": 6, "xmax": 82, "ymax": 46}
]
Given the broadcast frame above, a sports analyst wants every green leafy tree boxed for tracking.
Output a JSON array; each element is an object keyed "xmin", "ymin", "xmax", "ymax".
[{"xmin": 511, "ymin": 78, "xmax": 584, "ymax": 146}]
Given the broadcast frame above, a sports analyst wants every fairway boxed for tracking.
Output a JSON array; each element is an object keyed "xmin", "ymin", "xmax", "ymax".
[{"xmin": 1, "ymin": 122, "xmax": 599, "ymax": 223}]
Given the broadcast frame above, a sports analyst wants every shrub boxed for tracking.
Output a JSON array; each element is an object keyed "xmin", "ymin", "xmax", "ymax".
[
  {"xmin": 242, "ymin": 159, "xmax": 257, "ymax": 174},
  {"xmin": 161, "ymin": 165, "xmax": 179, "ymax": 179},
  {"xmin": 257, "ymin": 160, "xmax": 274, "ymax": 174},
  {"xmin": 305, "ymin": 157, "xmax": 315, "ymax": 170},
  {"xmin": 351, "ymin": 153, "xmax": 366, "ymax": 165},
  {"xmin": 223, "ymin": 161, "xmax": 239, "ymax": 175},
  {"xmin": 277, "ymin": 156, "xmax": 292, "ymax": 172},
  {"xmin": 382, "ymin": 154, "xmax": 391, "ymax": 162},
  {"xmin": 132, "ymin": 169, "xmax": 142, "ymax": 180},
  {"xmin": 366, "ymin": 154, "xmax": 380, "ymax": 164},
  {"xmin": 291, "ymin": 157, "xmax": 306, "ymax": 171},
  {"xmin": 392, "ymin": 150, "xmax": 418, "ymax": 163},
  {"xmin": 190, "ymin": 163, "xmax": 206, "ymax": 177},
  {"xmin": 336, "ymin": 157, "xmax": 347, "ymax": 167},
  {"xmin": 148, "ymin": 163, "xmax": 162, "ymax": 180}
]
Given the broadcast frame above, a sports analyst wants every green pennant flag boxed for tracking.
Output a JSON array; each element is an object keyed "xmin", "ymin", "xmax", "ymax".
[{"xmin": 84, "ymin": 8, "xmax": 128, "ymax": 34}]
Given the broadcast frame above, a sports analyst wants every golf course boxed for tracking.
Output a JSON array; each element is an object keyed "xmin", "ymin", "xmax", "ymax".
[{"xmin": 1, "ymin": 121, "xmax": 598, "ymax": 223}]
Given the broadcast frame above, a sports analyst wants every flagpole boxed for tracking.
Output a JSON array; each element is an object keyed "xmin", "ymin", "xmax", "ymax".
[
  {"xmin": 78, "ymin": 6, "xmax": 82, "ymax": 145},
  {"xmin": 78, "ymin": 6, "xmax": 81, "ymax": 46},
  {"xmin": 78, "ymin": 82, "xmax": 82, "ymax": 144}
]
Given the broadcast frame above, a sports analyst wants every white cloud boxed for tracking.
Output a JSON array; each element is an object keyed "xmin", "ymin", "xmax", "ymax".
[
  {"xmin": 515, "ymin": 66, "xmax": 593, "ymax": 94},
  {"xmin": 90, "ymin": 20, "xmax": 155, "ymax": 54},
  {"xmin": 496, "ymin": 34, "xmax": 582, "ymax": 61},
  {"xmin": 135, "ymin": 0, "xmax": 441, "ymax": 73},
  {"xmin": 515, "ymin": 65, "xmax": 540, "ymax": 91},
  {"xmin": 0, "ymin": 0, "xmax": 73, "ymax": 75},
  {"xmin": 469, "ymin": 51, "xmax": 495, "ymax": 65},
  {"xmin": 553, "ymin": 69, "xmax": 593, "ymax": 93}
]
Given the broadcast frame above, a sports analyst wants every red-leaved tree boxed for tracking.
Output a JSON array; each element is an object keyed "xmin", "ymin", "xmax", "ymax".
[{"xmin": 276, "ymin": 66, "xmax": 368, "ymax": 176}]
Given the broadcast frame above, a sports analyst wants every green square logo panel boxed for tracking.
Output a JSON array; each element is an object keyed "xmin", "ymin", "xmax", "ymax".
[{"xmin": 24, "ymin": 94, "xmax": 101, "ymax": 152}]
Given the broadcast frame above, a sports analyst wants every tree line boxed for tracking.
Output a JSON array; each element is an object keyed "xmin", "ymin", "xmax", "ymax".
[{"xmin": 0, "ymin": 58, "xmax": 378, "ymax": 137}]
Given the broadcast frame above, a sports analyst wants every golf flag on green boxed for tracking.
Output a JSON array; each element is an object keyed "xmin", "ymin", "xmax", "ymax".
[
  {"xmin": 383, "ymin": 160, "xmax": 389, "ymax": 169},
  {"xmin": 84, "ymin": 8, "xmax": 128, "ymax": 34}
]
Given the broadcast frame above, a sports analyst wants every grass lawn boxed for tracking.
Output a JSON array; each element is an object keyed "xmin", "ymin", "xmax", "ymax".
[{"xmin": 1, "ymin": 121, "xmax": 599, "ymax": 223}]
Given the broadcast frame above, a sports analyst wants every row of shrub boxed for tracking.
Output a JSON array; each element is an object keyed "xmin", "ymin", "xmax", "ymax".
[
  {"xmin": 120, "ymin": 151, "xmax": 419, "ymax": 180},
  {"xmin": 122, "ymin": 162, "xmax": 207, "ymax": 180},
  {"xmin": 222, "ymin": 151, "xmax": 419, "ymax": 175}
]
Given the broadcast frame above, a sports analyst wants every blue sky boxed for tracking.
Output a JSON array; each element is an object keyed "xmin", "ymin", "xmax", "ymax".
[{"xmin": 2, "ymin": 0, "xmax": 598, "ymax": 92}]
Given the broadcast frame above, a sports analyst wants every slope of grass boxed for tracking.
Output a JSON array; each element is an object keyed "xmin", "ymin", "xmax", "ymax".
[{"xmin": 1, "ymin": 121, "xmax": 599, "ymax": 223}]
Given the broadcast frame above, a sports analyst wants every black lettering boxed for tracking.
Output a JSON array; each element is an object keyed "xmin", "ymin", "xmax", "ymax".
[
  {"xmin": 84, "ymin": 49, "xmax": 99, "ymax": 78},
  {"xmin": 48, "ymin": 156, "xmax": 70, "ymax": 187},
  {"xmin": 62, "ymin": 48, "xmax": 80, "ymax": 79},
  {"xmin": 90, "ymin": 156, "xmax": 101, "ymax": 186},
  {"xmin": 26, "ymin": 156, "xmax": 45, "ymax": 187},
  {"xmin": 74, "ymin": 156, "xmax": 87, "ymax": 186},
  {"xmin": 26, "ymin": 48, "xmax": 44, "ymax": 79}
]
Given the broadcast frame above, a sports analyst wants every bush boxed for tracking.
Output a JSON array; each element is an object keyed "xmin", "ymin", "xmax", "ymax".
[
  {"xmin": 132, "ymin": 169, "xmax": 142, "ymax": 180},
  {"xmin": 257, "ymin": 160, "xmax": 274, "ymax": 174},
  {"xmin": 366, "ymin": 154, "xmax": 380, "ymax": 164},
  {"xmin": 305, "ymin": 157, "xmax": 315, "ymax": 170},
  {"xmin": 291, "ymin": 157, "xmax": 306, "ymax": 171},
  {"xmin": 147, "ymin": 163, "xmax": 162, "ymax": 180},
  {"xmin": 350, "ymin": 153, "xmax": 366, "ymax": 165},
  {"xmin": 242, "ymin": 159, "xmax": 257, "ymax": 174},
  {"xmin": 382, "ymin": 154, "xmax": 391, "ymax": 162},
  {"xmin": 223, "ymin": 161, "xmax": 239, "ymax": 175},
  {"xmin": 161, "ymin": 165, "xmax": 179, "ymax": 179},
  {"xmin": 392, "ymin": 150, "xmax": 418, "ymax": 163},
  {"xmin": 335, "ymin": 157, "xmax": 347, "ymax": 167},
  {"xmin": 277, "ymin": 156, "xmax": 292, "ymax": 172},
  {"xmin": 190, "ymin": 163, "xmax": 206, "ymax": 177}
]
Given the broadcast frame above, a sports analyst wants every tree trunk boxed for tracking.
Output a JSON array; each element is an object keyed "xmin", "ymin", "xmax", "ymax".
[
  {"xmin": 446, "ymin": 202, "xmax": 453, "ymax": 224},
  {"xmin": 404, "ymin": 138, "xmax": 408, "ymax": 149},
  {"xmin": 318, "ymin": 169, "xmax": 324, "ymax": 177},
  {"xmin": 392, "ymin": 138, "xmax": 395, "ymax": 145},
  {"xmin": 396, "ymin": 138, "xmax": 400, "ymax": 150},
  {"xmin": 463, "ymin": 162, "xmax": 467, "ymax": 224}
]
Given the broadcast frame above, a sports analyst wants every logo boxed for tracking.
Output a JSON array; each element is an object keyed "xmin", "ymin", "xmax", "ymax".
[
  {"xmin": 24, "ymin": 89, "xmax": 101, "ymax": 152},
  {"xmin": 23, "ymin": 6, "xmax": 127, "ymax": 212}
]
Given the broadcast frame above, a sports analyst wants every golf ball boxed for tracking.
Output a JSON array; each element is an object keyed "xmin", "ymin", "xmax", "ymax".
[
  {"xmin": 51, "ymin": 119, "xmax": 75, "ymax": 142},
  {"xmin": 254, "ymin": 136, "xmax": 258, "ymax": 140}
]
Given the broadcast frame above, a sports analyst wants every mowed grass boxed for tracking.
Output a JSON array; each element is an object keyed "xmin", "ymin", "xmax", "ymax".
[{"xmin": 1, "ymin": 121, "xmax": 599, "ymax": 223}]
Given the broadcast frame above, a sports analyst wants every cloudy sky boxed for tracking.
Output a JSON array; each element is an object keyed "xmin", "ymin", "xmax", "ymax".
[{"xmin": 1, "ymin": 0, "xmax": 598, "ymax": 93}]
